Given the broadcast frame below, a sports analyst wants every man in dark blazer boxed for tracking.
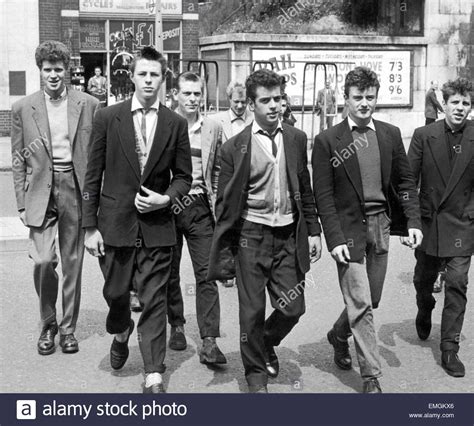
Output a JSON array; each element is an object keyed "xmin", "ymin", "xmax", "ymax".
[
  {"xmin": 11, "ymin": 41, "xmax": 98, "ymax": 356},
  {"xmin": 208, "ymin": 69, "xmax": 322, "ymax": 393},
  {"xmin": 407, "ymin": 77, "xmax": 473, "ymax": 378},
  {"xmin": 312, "ymin": 67, "xmax": 422, "ymax": 393},
  {"xmin": 425, "ymin": 80, "xmax": 444, "ymax": 125},
  {"xmin": 82, "ymin": 46, "xmax": 192, "ymax": 393}
]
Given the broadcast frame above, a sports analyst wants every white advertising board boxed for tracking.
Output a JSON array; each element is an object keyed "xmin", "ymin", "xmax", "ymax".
[{"xmin": 252, "ymin": 48, "xmax": 412, "ymax": 107}]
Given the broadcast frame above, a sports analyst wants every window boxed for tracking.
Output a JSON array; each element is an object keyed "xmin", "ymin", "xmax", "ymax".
[{"xmin": 9, "ymin": 71, "xmax": 26, "ymax": 96}]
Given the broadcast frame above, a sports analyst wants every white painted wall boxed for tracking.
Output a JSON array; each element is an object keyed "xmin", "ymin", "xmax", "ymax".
[{"xmin": 0, "ymin": 0, "xmax": 40, "ymax": 110}]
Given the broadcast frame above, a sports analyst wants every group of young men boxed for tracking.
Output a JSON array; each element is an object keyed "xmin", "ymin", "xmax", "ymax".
[{"xmin": 11, "ymin": 41, "xmax": 472, "ymax": 394}]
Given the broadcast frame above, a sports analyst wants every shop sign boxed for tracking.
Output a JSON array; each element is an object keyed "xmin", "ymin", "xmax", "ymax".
[
  {"xmin": 80, "ymin": 21, "xmax": 106, "ymax": 50},
  {"xmin": 109, "ymin": 20, "xmax": 180, "ymax": 52},
  {"xmin": 80, "ymin": 0, "xmax": 182, "ymax": 15}
]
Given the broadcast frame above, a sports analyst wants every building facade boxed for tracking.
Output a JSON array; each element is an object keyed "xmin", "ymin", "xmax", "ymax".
[
  {"xmin": 0, "ymin": 0, "xmax": 199, "ymax": 135},
  {"xmin": 199, "ymin": 0, "xmax": 474, "ymax": 142}
]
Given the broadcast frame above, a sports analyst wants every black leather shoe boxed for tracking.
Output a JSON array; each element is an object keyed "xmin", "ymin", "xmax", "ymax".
[
  {"xmin": 169, "ymin": 326, "xmax": 187, "ymax": 351},
  {"xmin": 441, "ymin": 351, "xmax": 465, "ymax": 377},
  {"xmin": 143, "ymin": 383, "xmax": 166, "ymax": 393},
  {"xmin": 327, "ymin": 329, "xmax": 352, "ymax": 370},
  {"xmin": 363, "ymin": 378, "xmax": 382, "ymax": 393},
  {"xmin": 110, "ymin": 319, "xmax": 134, "ymax": 370},
  {"xmin": 37, "ymin": 322, "xmax": 58, "ymax": 355},
  {"xmin": 199, "ymin": 337, "xmax": 227, "ymax": 364},
  {"xmin": 415, "ymin": 305, "xmax": 434, "ymax": 340},
  {"xmin": 59, "ymin": 333, "xmax": 79, "ymax": 354},
  {"xmin": 264, "ymin": 344, "xmax": 279, "ymax": 378},
  {"xmin": 130, "ymin": 292, "xmax": 143, "ymax": 313}
]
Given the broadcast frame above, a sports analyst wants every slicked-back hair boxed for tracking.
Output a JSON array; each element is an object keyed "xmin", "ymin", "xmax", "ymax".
[
  {"xmin": 344, "ymin": 66, "xmax": 380, "ymax": 97},
  {"xmin": 226, "ymin": 81, "xmax": 246, "ymax": 98},
  {"xmin": 35, "ymin": 41, "xmax": 70, "ymax": 69},
  {"xmin": 441, "ymin": 78, "xmax": 473, "ymax": 103},
  {"xmin": 130, "ymin": 46, "xmax": 167, "ymax": 75},
  {"xmin": 175, "ymin": 71, "xmax": 203, "ymax": 92},
  {"xmin": 246, "ymin": 69, "xmax": 283, "ymax": 102}
]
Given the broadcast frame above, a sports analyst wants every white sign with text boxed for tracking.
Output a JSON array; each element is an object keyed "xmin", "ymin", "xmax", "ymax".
[{"xmin": 252, "ymin": 48, "xmax": 412, "ymax": 107}]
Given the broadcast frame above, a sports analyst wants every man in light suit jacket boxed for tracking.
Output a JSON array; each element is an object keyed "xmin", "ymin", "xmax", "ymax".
[
  {"xmin": 83, "ymin": 47, "xmax": 192, "ymax": 393},
  {"xmin": 212, "ymin": 81, "xmax": 253, "ymax": 143},
  {"xmin": 165, "ymin": 72, "xmax": 227, "ymax": 364},
  {"xmin": 11, "ymin": 41, "xmax": 98, "ymax": 356},
  {"xmin": 407, "ymin": 78, "xmax": 473, "ymax": 378},
  {"xmin": 317, "ymin": 79, "xmax": 336, "ymax": 132},
  {"xmin": 312, "ymin": 67, "xmax": 422, "ymax": 393},
  {"xmin": 210, "ymin": 81, "xmax": 253, "ymax": 288},
  {"xmin": 208, "ymin": 69, "xmax": 322, "ymax": 393}
]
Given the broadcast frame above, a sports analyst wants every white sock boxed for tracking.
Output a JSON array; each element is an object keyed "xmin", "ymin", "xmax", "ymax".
[{"xmin": 145, "ymin": 372, "xmax": 163, "ymax": 387}]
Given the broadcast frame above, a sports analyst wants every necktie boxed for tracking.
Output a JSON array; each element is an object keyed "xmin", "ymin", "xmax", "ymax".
[
  {"xmin": 258, "ymin": 129, "xmax": 279, "ymax": 157},
  {"xmin": 141, "ymin": 109, "xmax": 148, "ymax": 145}
]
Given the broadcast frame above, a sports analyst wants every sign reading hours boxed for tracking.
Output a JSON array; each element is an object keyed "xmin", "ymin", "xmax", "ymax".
[{"xmin": 252, "ymin": 49, "xmax": 412, "ymax": 107}]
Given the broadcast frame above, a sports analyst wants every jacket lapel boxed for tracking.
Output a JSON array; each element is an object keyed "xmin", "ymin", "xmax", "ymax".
[
  {"xmin": 221, "ymin": 111, "xmax": 233, "ymax": 141},
  {"xmin": 441, "ymin": 122, "xmax": 474, "ymax": 204},
  {"xmin": 201, "ymin": 118, "xmax": 212, "ymax": 180},
  {"xmin": 141, "ymin": 104, "xmax": 171, "ymax": 183},
  {"xmin": 427, "ymin": 121, "xmax": 451, "ymax": 187},
  {"xmin": 116, "ymin": 100, "xmax": 141, "ymax": 181},
  {"xmin": 67, "ymin": 90, "xmax": 83, "ymax": 148},
  {"xmin": 31, "ymin": 92, "xmax": 52, "ymax": 158},
  {"xmin": 335, "ymin": 120, "xmax": 364, "ymax": 203},
  {"xmin": 374, "ymin": 120, "xmax": 392, "ymax": 191},
  {"xmin": 282, "ymin": 125, "xmax": 298, "ymax": 193}
]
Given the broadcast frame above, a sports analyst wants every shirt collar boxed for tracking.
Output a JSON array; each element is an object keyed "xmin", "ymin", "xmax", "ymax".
[
  {"xmin": 229, "ymin": 109, "xmax": 246, "ymax": 123},
  {"xmin": 347, "ymin": 115, "xmax": 376, "ymax": 132},
  {"xmin": 131, "ymin": 94, "xmax": 160, "ymax": 112},
  {"xmin": 252, "ymin": 119, "xmax": 283, "ymax": 136},
  {"xmin": 44, "ymin": 87, "xmax": 67, "ymax": 102},
  {"xmin": 189, "ymin": 112, "xmax": 204, "ymax": 134},
  {"xmin": 444, "ymin": 119, "xmax": 466, "ymax": 134}
]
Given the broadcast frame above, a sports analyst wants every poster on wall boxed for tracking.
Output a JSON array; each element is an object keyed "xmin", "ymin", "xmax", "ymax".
[
  {"xmin": 80, "ymin": 21, "xmax": 106, "ymax": 50},
  {"xmin": 109, "ymin": 20, "xmax": 181, "ymax": 52},
  {"xmin": 252, "ymin": 48, "xmax": 412, "ymax": 108}
]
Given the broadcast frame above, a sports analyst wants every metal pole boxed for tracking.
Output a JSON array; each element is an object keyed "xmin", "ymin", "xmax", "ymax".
[{"xmin": 154, "ymin": 0, "xmax": 165, "ymax": 102}]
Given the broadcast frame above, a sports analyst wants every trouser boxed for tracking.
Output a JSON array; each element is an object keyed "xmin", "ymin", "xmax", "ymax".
[
  {"xmin": 236, "ymin": 220, "xmax": 305, "ymax": 387},
  {"xmin": 332, "ymin": 211, "xmax": 390, "ymax": 380},
  {"xmin": 413, "ymin": 250, "xmax": 471, "ymax": 353},
  {"xmin": 319, "ymin": 113, "xmax": 334, "ymax": 132},
  {"xmin": 99, "ymin": 242, "xmax": 172, "ymax": 374},
  {"xmin": 167, "ymin": 194, "xmax": 220, "ymax": 338},
  {"xmin": 29, "ymin": 169, "xmax": 84, "ymax": 335}
]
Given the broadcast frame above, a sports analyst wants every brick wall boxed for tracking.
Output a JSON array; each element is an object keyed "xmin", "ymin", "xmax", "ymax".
[
  {"xmin": 182, "ymin": 20, "xmax": 199, "ymax": 68},
  {"xmin": 39, "ymin": 0, "xmax": 61, "ymax": 42},
  {"xmin": 0, "ymin": 111, "xmax": 12, "ymax": 136}
]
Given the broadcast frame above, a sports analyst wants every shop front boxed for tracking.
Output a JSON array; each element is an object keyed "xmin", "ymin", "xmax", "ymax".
[{"xmin": 78, "ymin": 1, "xmax": 183, "ymax": 104}]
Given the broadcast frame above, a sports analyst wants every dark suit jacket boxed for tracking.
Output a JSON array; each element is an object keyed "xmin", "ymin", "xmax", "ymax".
[
  {"xmin": 207, "ymin": 123, "xmax": 321, "ymax": 280},
  {"xmin": 312, "ymin": 118, "xmax": 421, "ymax": 262},
  {"xmin": 11, "ymin": 90, "xmax": 98, "ymax": 226},
  {"xmin": 425, "ymin": 88, "xmax": 443, "ymax": 120},
  {"xmin": 408, "ymin": 120, "xmax": 474, "ymax": 257},
  {"xmin": 82, "ymin": 100, "xmax": 192, "ymax": 248}
]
